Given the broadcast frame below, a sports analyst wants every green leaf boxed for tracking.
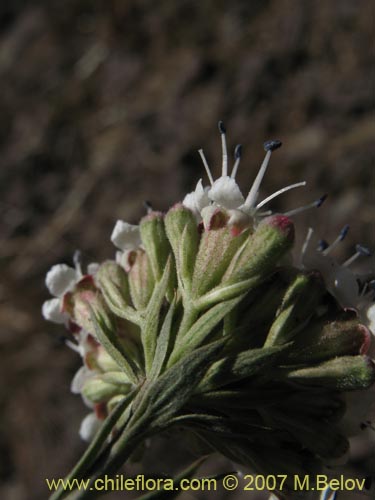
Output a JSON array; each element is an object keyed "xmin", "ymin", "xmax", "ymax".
[
  {"xmin": 198, "ymin": 344, "xmax": 290, "ymax": 392},
  {"xmin": 196, "ymin": 277, "xmax": 257, "ymax": 311},
  {"xmin": 141, "ymin": 257, "xmax": 172, "ymax": 373},
  {"xmin": 168, "ymin": 295, "xmax": 244, "ymax": 367},
  {"xmin": 99, "ymin": 280, "xmax": 140, "ymax": 324},
  {"xmin": 139, "ymin": 338, "xmax": 227, "ymax": 428},
  {"xmin": 91, "ymin": 308, "xmax": 139, "ymax": 383},
  {"xmin": 282, "ymin": 355, "xmax": 375, "ymax": 390},
  {"xmin": 149, "ymin": 297, "xmax": 177, "ymax": 380},
  {"xmin": 264, "ymin": 271, "xmax": 324, "ymax": 347}
]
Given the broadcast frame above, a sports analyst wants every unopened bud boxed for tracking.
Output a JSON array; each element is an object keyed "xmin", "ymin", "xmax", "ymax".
[
  {"xmin": 82, "ymin": 372, "xmax": 132, "ymax": 403},
  {"xmin": 165, "ymin": 204, "xmax": 199, "ymax": 292},
  {"xmin": 140, "ymin": 211, "xmax": 171, "ymax": 281},
  {"xmin": 128, "ymin": 249, "xmax": 155, "ymax": 310},
  {"xmin": 265, "ymin": 271, "xmax": 324, "ymax": 346},
  {"xmin": 224, "ymin": 215, "xmax": 294, "ymax": 284}
]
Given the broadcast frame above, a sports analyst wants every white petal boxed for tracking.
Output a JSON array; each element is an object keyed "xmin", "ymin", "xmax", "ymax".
[
  {"xmin": 111, "ymin": 220, "xmax": 141, "ymax": 251},
  {"xmin": 182, "ymin": 191, "xmax": 197, "ymax": 213},
  {"xmin": 208, "ymin": 176, "xmax": 244, "ymax": 209},
  {"xmin": 45, "ymin": 264, "xmax": 77, "ymax": 297},
  {"xmin": 42, "ymin": 298, "xmax": 65, "ymax": 324},
  {"xmin": 183, "ymin": 179, "xmax": 210, "ymax": 217},
  {"xmin": 71, "ymin": 366, "xmax": 92, "ymax": 394},
  {"xmin": 79, "ymin": 413, "xmax": 101, "ymax": 441}
]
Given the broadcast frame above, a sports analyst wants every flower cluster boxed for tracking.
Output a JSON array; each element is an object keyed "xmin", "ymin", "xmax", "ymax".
[{"xmin": 43, "ymin": 124, "xmax": 374, "ymax": 500}]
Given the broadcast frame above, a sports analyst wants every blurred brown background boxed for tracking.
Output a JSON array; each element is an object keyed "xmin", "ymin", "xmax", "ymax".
[{"xmin": 0, "ymin": 1, "xmax": 374, "ymax": 499}]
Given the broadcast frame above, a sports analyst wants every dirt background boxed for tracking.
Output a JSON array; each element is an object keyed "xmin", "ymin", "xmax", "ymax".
[{"xmin": 0, "ymin": 1, "xmax": 374, "ymax": 499}]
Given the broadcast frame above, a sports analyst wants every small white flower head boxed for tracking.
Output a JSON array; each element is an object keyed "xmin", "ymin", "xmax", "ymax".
[
  {"xmin": 183, "ymin": 122, "xmax": 308, "ymax": 231},
  {"xmin": 45, "ymin": 263, "xmax": 78, "ymax": 297},
  {"xmin": 42, "ymin": 252, "xmax": 98, "ymax": 324}
]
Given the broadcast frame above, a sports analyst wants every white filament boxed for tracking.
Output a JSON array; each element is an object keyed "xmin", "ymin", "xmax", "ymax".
[
  {"xmin": 198, "ymin": 149, "xmax": 214, "ymax": 186},
  {"xmin": 244, "ymin": 150, "xmax": 272, "ymax": 208},
  {"xmin": 256, "ymin": 181, "xmax": 307, "ymax": 210}
]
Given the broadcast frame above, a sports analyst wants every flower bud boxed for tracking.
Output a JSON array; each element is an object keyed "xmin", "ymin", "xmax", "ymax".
[
  {"xmin": 96, "ymin": 345, "xmax": 123, "ymax": 372},
  {"xmin": 264, "ymin": 271, "xmax": 324, "ymax": 346},
  {"xmin": 288, "ymin": 319, "xmax": 372, "ymax": 363},
  {"xmin": 191, "ymin": 209, "xmax": 249, "ymax": 297},
  {"xmin": 284, "ymin": 355, "xmax": 375, "ymax": 390},
  {"xmin": 97, "ymin": 261, "xmax": 131, "ymax": 302},
  {"xmin": 223, "ymin": 215, "xmax": 295, "ymax": 284},
  {"xmin": 164, "ymin": 204, "xmax": 199, "ymax": 292},
  {"xmin": 73, "ymin": 289, "xmax": 108, "ymax": 336},
  {"xmin": 82, "ymin": 372, "xmax": 132, "ymax": 404},
  {"xmin": 140, "ymin": 212, "xmax": 171, "ymax": 281},
  {"xmin": 128, "ymin": 249, "xmax": 155, "ymax": 310}
]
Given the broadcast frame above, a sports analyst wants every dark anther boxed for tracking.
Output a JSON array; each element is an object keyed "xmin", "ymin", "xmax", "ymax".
[
  {"xmin": 316, "ymin": 194, "xmax": 328, "ymax": 208},
  {"xmin": 263, "ymin": 139, "xmax": 282, "ymax": 152},
  {"xmin": 218, "ymin": 121, "xmax": 226, "ymax": 134},
  {"xmin": 356, "ymin": 244, "xmax": 372, "ymax": 257},
  {"xmin": 317, "ymin": 240, "xmax": 329, "ymax": 251},
  {"xmin": 234, "ymin": 144, "xmax": 242, "ymax": 159},
  {"xmin": 339, "ymin": 224, "xmax": 350, "ymax": 241}
]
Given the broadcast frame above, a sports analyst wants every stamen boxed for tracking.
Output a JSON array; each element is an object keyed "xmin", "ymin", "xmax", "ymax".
[
  {"xmin": 255, "ymin": 181, "xmax": 306, "ymax": 210},
  {"xmin": 244, "ymin": 139, "xmax": 282, "ymax": 209},
  {"xmin": 284, "ymin": 194, "xmax": 328, "ymax": 217},
  {"xmin": 322, "ymin": 224, "xmax": 350, "ymax": 256},
  {"xmin": 317, "ymin": 239, "xmax": 329, "ymax": 252},
  {"xmin": 218, "ymin": 121, "xmax": 228, "ymax": 177},
  {"xmin": 343, "ymin": 244, "xmax": 373, "ymax": 267},
  {"xmin": 231, "ymin": 144, "xmax": 242, "ymax": 179},
  {"xmin": 263, "ymin": 139, "xmax": 282, "ymax": 152},
  {"xmin": 65, "ymin": 339, "xmax": 80, "ymax": 353},
  {"xmin": 73, "ymin": 250, "xmax": 83, "ymax": 277},
  {"xmin": 300, "ymin": 227, "xmax": 313, "ymax": 265},
  {"xmin": 198, "ymin": 149, "xmax": 214, "ymax": 186},
  {"xmin": 144, "ymin": 200, "xmax": 153, "ymax": 214}
]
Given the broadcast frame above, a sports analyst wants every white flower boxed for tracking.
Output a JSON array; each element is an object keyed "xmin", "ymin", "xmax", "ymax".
[
  {"xmin": 111, "ymin": 220, "xmax": 142, "ymax": 271},
  {"xmin": 71, "ymin": 365, "xmax": 93, "ymax": 394},
  {"xmin": 42, "ymin": 298, "xmax": 66, "ymax": 324},
  {"xmin": 111, "ymin": 220, "xmax": 141, "ymax": 251},
  {"xmin": 42, "ymin": 255, "xmax": 98, "ymax": 324},
  {"xmin": 182, "ymin": 123, "xmax": 306, "ymax": 228},
  {"xmin": 79, "ymin": 412, "xmax": 102, "ymax": 442},
  {"xmin": 182, "ymin": 179, "xmax": 210, "ymax": 218},
  {"xmin": 45, "ymin": 264, "xmax": 78, "ymax": 297},
  {"xmin": 301, "ymin": 227, "xmax": 374, "ymax": 315},
  {"xmin": 42, "ymin": 264, "xmax": 79, "ymax": 323},
  {"xmin": 208, "ymin": 176, "xmax": 245, "ymax": 209}
]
